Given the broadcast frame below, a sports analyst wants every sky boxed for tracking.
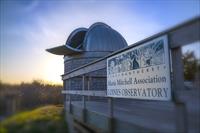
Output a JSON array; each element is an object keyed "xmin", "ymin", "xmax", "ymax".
[{"xmin": 0, "ymin": 0, "xmax": 200, "ymax": 84}]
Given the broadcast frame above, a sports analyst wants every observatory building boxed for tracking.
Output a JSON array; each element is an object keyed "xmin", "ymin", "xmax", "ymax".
[{"xmin": 47, "ymin": 22, "xmax": 127, "ymax": 93}]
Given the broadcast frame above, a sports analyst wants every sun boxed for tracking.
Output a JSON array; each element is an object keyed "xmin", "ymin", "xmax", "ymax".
[{"xmin": 44, "ymin": 55, "xmax": 63, "ymax": 84}]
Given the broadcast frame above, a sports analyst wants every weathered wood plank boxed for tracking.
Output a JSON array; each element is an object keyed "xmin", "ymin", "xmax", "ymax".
[
  {"xmin": 170, "ymin": 47, "xmax": 188, "ymax": 133},
  {"xmin": 62, "ymin": 90, "xmax": 107, "ymax": 97},
  {"xmin": 62, "ymin": 59, "xmax": 106, "ymax": 80},
  {"xmin": 169, "ymin": 19, "xmax": 200, "ymax": 48},
  {"xmin": 108, "ymin": 97, "xmax": 114, "ymax": 133},
  {"xmin": 171, "ymin": 47, "xmax": 185, "ymax": 93},
  {"xmin": 70, "ymin": 101, "xmax": 176, "ymax": 132}
]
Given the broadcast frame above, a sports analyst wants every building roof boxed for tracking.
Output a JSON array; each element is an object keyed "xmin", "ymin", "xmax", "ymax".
[{"xmin": 46, "ymin": 22, "xmax": 127, "ymax": 56}]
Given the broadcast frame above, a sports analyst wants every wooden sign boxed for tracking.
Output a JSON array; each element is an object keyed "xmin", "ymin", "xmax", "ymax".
[{"xmin": 107, "ymin": 35, "xmax": 171, "ymax": 100}]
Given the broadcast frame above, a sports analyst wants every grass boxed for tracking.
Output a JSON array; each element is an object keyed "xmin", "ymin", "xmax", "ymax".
[{"xmin": 0, "ymin": 105, "xmax": 68, "ymax": 133}]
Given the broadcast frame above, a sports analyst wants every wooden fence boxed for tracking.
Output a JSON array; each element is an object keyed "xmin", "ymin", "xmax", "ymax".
[{"xmin": 62, "ymin": 16, "xmax": 200, "ymax": 133}]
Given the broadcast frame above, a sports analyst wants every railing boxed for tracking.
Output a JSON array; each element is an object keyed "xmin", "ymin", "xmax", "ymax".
[{"xmin": 62, "ymin": 16, "xmax": 200, "ymax": 133}]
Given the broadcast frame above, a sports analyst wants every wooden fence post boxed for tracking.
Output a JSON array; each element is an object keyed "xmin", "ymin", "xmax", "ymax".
[
  {"xmin": 108, "ymin": 97, "xmax": 114, "ymax": 133},
  {"xmin": 68, "ymin": 79, "xmax": 72, "ymax": 114},
  {"xmin": 66, "ymin": 78, "xmax": 75, "ymax": 133},
  {"xmin": 82, "ymin": 75, "xmax": 86, "ymax": 122},
  {"xmin": 87, "ymin": 76, "xmax": 91, "ymax": 101},
  {"xmin": 171, "ymin": 47, "xmax": 188, "ymax": 133}
]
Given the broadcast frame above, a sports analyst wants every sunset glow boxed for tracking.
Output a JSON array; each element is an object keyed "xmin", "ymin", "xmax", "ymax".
[{"xmin": 44, "ymin": 56, "xmax": 63, "ymax": 84}]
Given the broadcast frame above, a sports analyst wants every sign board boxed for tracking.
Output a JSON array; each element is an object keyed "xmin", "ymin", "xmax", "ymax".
[{"xmin": 107, "ymin": 35, "xmax": 171, "ymax": 100}]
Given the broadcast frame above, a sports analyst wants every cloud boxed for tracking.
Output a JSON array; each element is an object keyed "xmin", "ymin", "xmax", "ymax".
[
  {"xmin": 32, "ymin": 1, "xmax": 163, "ymax": 45},
  {"xmin": 23, "ymin": 0, "xmax": 39, "ymax": 12}
]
